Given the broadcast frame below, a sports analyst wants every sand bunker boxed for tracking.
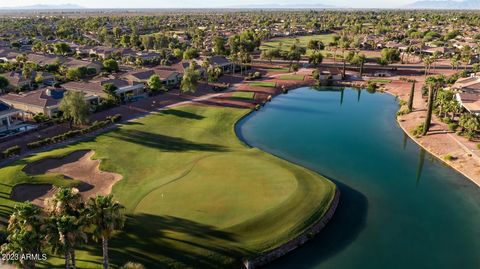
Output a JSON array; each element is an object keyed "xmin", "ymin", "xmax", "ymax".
[
  {"xmin": 10, "ymin": 183, "xmax": 55, "ymax": 206},
  {"xmin": 13, "ymin": 150, "xmax": 122, "ymax": 206}
]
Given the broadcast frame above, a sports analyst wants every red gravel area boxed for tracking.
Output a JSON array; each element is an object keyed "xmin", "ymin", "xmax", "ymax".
[{"xmin": 384, "ymin": 77, "xmax": 480, "ymax": 186}]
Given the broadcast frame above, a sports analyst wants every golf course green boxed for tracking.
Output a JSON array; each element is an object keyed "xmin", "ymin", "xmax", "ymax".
[
  {"xmin": 260, "ymin": 34, "xmax": 336, "ymax": 56},
  {"xmin": 0, "ymin": 104, "xmax": 337, "ymax": 268}
]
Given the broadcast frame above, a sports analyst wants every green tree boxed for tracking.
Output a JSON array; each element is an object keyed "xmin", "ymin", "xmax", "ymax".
[
  {"xmin": 34, "ymin": 74, "xmax": 43, "ymax": 84},
  {"xmin": 287, "ymin": 43, "xmax": 306, "ymax": 71},
  {"xmin": 180, "ymin": 63, "xmax": 201, "ymax": 94},
  {"xmin": 183, "ymin": 48, "xmax": 199, "ymax": 60},
  {"xmin": 213, "ymin": 36, "xmax": 226, "ymax": 55},
  {"xmin": 207, "ymin": 66, "xmax": 223, "ymax": 82},
  {"xmin": 0, "ymin": 75, "xmax": 9, "ymax": 90},
  {"xmin": 147, "ymin": 75, "xmax": 164, "ymax": 93},
  {"xmin": 103, "ymin": 83, "xmax": 119, "ymax": 103},
  {"xmin": 66, "ymin": 68, "xmax": 83, "ymax": 81},
  {"xmin": 54, "ymin": 42, "xmax": 72, "ymax": 55},
  {"xmin": 86, "ymin": 195, "xmax": 125, "ymax": 269},
  {"xmin": 351, "ymin": 53, "xmax": 366, "ymax": 77},
  {"xmin": 261, "ymin": 48, "xmax": 280, "ymax": 63},
  {"xmin": 307, "ymin": 39, "xmax": 324, "ymax": 51},
  {"xmin": 308, "ymin": 51, "xmax": 324, "ymax": 67},
  {"xmin": 103, "ymin": 59, "xmax": 119, "ymax": 73},
  {"xmin": 380, "ymin": 48, "xmax": 400, "ymax": 64},
  {"xmin": 1, "ymin": 203, "xmax": 45, "ymax": 269},
  {"xmin": 472, "ymin": 63, "xmax": 480, "ymax": 75},
  {"xmin": 59, "ymin": 91, "xmax": 90, "ymax": 127},
  {"xmin": 459, "ymin": 114, "xmax": 480, "ymax": 139}
]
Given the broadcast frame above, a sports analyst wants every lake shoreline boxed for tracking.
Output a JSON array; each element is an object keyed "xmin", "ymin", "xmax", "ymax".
[
  {"xmin": 235, "ymin": 105, "xmax": 341, "ymax": 269},
  {"xmin": 275, "ymin": 78, "xmax": 480, "ymax": 188},
  {"xmin": 378, "ymin": 80, "xmax": 480, "ymax": 188},
  {"xmin": 243, "ymin": 189, "xmax": 340, "ymax": 269}
]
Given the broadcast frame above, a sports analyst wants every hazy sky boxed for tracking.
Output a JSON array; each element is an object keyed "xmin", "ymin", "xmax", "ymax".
[{"xmin": 0, "ymin": 0, "xmax": 420, "ymax": 9}]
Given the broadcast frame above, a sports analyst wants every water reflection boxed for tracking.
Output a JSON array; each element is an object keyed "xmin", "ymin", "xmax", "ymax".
[
  {"xmin": 340, "ymin": 88, "xmax": 344, "ymax": 106},
  {"xmin": 416, "ymin": 148, "xmax": 427, "ymax": 186}
]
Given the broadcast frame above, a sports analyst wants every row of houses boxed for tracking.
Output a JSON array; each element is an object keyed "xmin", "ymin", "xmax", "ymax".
[{"xmin": 0, "ymin": 55, "xmax": 235, "ymax": 133}]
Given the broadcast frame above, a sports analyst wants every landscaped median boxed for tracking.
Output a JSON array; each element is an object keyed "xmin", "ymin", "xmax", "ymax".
[{"xmin": 0, "ymin": 105, "xmax": 337, "ymax": 268}]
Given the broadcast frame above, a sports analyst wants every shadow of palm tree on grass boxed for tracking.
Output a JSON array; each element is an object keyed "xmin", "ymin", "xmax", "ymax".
[
  {"xmin": 81, "ymin": 214, "xmax": 251, "ymax": 269},
  {"xmin": 161, "ymin": 109, "xmax": 206, "ymax": 120},
  {"xmin": 107, "ymin": 130, "xmax": 227, "ymax": 152}
]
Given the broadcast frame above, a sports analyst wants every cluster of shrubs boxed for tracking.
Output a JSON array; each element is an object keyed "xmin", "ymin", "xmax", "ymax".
[
  {"xmin": 245, "ymin": 71, "xmax": 262, "ymax": 81},
  {"xmin": 2, "ymin": 146, "xmax": 21, "ymax": 159},
  {"xmin": 412, "ymin": 123, "xmax": 425, "ymax": 137},
  {"xmin": 27, "ymin": 114, "xmax": 122, "ymax": 150},
  {"xmin": 367, "ymin": 82, "xmax": 378, "ymax": 93},
  {"xmin": 33, "ymin": 113, "xmax": 50, "ymax": 123}
]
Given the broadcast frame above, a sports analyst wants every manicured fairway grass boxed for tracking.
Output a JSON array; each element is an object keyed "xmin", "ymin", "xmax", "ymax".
[
  {"xmin": 267, "ymin": 67, "xmax": 290, "ymax": 72},
  {"xmin": 260, "ymin": 34, "xmax": 336, "ymax": 55},
  {"xmin": 369, "ymin": 79, "xmax": 392, "ymax": 84},
  {"xmin": 249, "ymin": 81, "xmax": 276, "ymax": 88},
  {"xmin": 278, "ymin": 74, "xmax": 305, "ymax": 81},
  {"xmin": 231, "ymin": 91, "xmax": 255, "ymax": 100},
  {"xmin": 0, "ymin": 105, "xmax": 336, "ymax": 268}
]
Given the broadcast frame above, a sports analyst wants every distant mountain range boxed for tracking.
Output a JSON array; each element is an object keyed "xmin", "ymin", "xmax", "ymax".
[
  {"xmin": 404, "ymin": 0, "xmax": 480, "ymax": 9},
  {"xmin": 2, "ymin": 1, "xmax": 480, "ymax": 10},
  {"xmin": 1, "ymin": 3, "xmax": 332, "ymax": 10},
  {"xmin": 0, "ymin": 4, "xmax": 84, "ymax": 10},
  {"xmin": 223, "ymin": 3, "xmax": 333, "ymax": 9}
]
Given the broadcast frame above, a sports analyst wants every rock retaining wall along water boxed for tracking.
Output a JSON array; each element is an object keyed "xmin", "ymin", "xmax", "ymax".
[{"xmin": 243, "ymin": 189, "xmax": 340, "ymax": 269}]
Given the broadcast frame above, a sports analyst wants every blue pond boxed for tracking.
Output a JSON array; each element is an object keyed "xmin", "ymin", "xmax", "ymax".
[{"xmin": 236, "ymin": 87, "xmax": 480, "ymax": 269}]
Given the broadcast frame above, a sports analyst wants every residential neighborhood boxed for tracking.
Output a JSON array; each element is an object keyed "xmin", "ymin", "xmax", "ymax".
[{"xmin": 0, "ymin": 6, "xmax": 478, "ymax": 269}]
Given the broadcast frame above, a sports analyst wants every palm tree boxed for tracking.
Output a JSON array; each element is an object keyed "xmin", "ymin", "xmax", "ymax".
[
  {"xmin": 450, "ymin": 55, "xmax": 460, "ymax": 70},
  {"xmin": 357, "ymin": 54, "xmax": 366, "ymax": 78},
  {"xmin": 340, "ymin": 36, "xmax": 350, "ymax": 79},
  {"xmin": 229, "ymin": 53, "xmax": 238, "ymax": 74},
  {"xmin": 459, "ymin": 113, "xmax": 480, "ymax": 139},
  {"xmin": 423, "ymin": 76, "xmax": 445, "ymax": 135},
  {"xmin": 201, "ymin": 58, "xmax": 211, "ymax": 85},
  {"xmin": 407, "ymin": 80, "xmax": 416, "ymax": 112},
  {"xmin": 86, "ymin": 195, "xmax": 125, "ymax": 269},
  {"xmin": 1, "ymin": 203, "xmax": 44, "ymax": 269},
  {"xmin": 45, "ymin": 214, "xmax": 86, "ymax": 269},
  {"xmin": 423, "ymin": 56, "xmax": 433, "ymax": 77},
  {"xmin": 44, "ymin": 187, "xmax": 86, "ymax": 269}
]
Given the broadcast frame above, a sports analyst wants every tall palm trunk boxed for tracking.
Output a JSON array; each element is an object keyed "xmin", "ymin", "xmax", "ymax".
[
  {"xmin": 65, "ymin": 251, "xmax": 71, "ymax": 269},
  {"xmin": 423, "ymin": 85, "xmax": 434, "ymax": 135},
  {"xmin": 359, "ymin": 61, "xmax": 364, "ymax": 78},
  {"xmin": 102, "ymin": 237, "xmax": 109, "ymax": 269},
  {"xmin": 71, "ymin": 249, "xmax": 76, "ymax": 269},
  {"xmin": 407, "ymin": 80, "xmax": 415, "ymax": 111}
]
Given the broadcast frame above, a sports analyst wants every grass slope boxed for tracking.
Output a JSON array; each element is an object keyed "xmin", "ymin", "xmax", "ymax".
[
  {"xmin": 249, "ymin": 81, "xmax": 276, "ymax": 88},
  {"xmin": 260, "ymin": 34, "xmax": 336, "ymax": 56},
  {"xmin": 0, "ymin": 105, "xmax": 336, "ymax": 268},
  {"xmin": 278, "ymin": 75, "xmax": 305, "ymax": 81},
  {"xmin": 231, "ymin": 91, "xmax": 255, "ymax": 100}
]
